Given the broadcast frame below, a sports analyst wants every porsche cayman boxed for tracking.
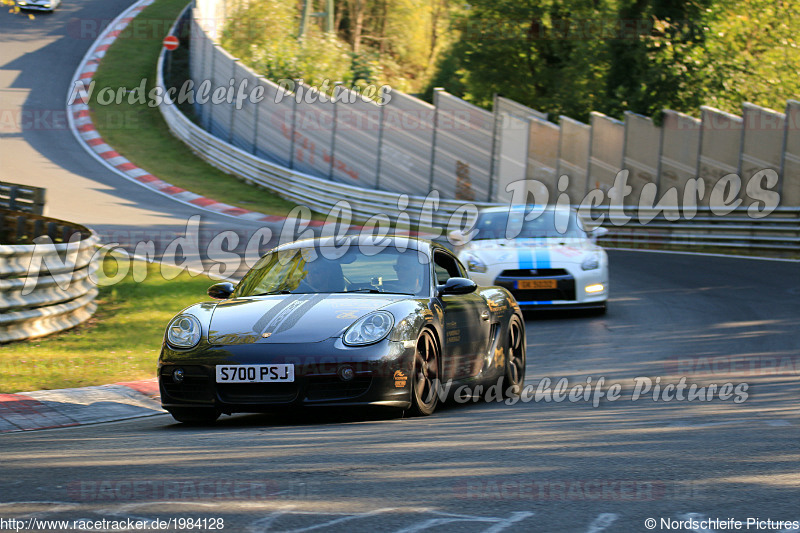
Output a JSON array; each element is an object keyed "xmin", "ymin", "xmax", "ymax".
[{"xmin": 158, "ymin": 236, "xmax": 526, "ymax": 423}]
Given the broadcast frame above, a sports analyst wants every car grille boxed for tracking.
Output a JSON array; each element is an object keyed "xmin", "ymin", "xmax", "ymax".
[
  {"xmin": 304, "ymin": 375, "xmax": 372, "ymax": 402},
  {"xmin": 161, "ymin": 367, "xmax": 373, "ymax": 404},
  {"xmin": 216, "ymin": 383, "xmax": 299, "ymax": 404},
  {"xmin": 494, "ymin": 269, "xmax": 576, "ymax": 302},
  {"xmin": 160, "ymin": 365, "xmax": 214, "ymax": 403},
  {"xmin": 498, "ymin": 268, "xmax": 569, "ymax": 277}
]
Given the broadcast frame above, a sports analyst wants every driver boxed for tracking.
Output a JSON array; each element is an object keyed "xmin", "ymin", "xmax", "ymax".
[
  {"xmin": 392, "ymin": 252, "xmax": 427, "ymax": 294},
  {"xmin": 297, "ymin": 260, "xmax": 344, "ymax": 292}
]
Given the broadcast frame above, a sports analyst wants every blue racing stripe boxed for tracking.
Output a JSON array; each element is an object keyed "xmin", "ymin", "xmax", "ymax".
[
  {"xmin": 516, "ymin": 246, "xmax": 553, "ymax": 305},
  {"xmin": 517, "ymin": 246, "xmax": 552, "ymax": 298},
  {"xmin": 534, "ymin": 246, "xmax": 552, "ymax": 304},
  {"xmin": 534, "ymin": 246, "xmax": 551, "ymax": 269},
  {"xmin": 517, "ymin": 248, "xmax": 535, "ymax": 269}
]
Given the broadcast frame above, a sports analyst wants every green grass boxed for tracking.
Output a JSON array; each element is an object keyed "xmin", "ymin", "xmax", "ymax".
[
  {"xmin": 88, "ymin": 0, "xmax": 308, "ymax": 218},
  {"xmin": 0, "ymin": 261, "xmax": 211, "ymax": 393}
]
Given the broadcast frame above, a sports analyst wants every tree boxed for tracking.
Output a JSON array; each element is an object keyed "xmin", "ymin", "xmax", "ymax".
[
  {"xmin": 428, "ymin": 0, "xmax": 613, "ymax": 120},
  {"xmin": 603, "ymin": 0, "xmax": 713, "ymax": 118},
  {"xmin": 344, "ymin": 0, "xmax": 367, "ymax": 53},
  {"xmin": 699, "ymin": 0, "xmax": 800, "ymax": 114}
]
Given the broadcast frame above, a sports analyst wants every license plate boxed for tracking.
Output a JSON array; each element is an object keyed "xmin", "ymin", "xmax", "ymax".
[
  {"xmin": 216, "ymin": 364, "xmax": 295, "ymax": 383},
  {"xmin": 518, "ymin": 279, "xmax": 557, "ymax": 290}
]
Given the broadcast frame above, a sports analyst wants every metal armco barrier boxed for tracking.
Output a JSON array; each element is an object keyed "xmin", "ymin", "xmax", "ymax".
[
  {"xmin": 0, "ymin": 181, "xmax": 45, "ymax": 215},
  {"xmin": 593, "ymin": 207, "xmax": 800, "ymax": 252},
  {"xmin": 0, "ymin": 209, "xmax": 99, "ymax": 344},
  {"xmin": 158, "ymin": 8, "xmax": 800, "ymax": 254}
]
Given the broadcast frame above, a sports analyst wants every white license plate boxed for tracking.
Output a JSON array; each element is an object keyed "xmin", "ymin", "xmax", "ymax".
[{"xmin": 216, "ymin": 364, "xmax": 295, "ymax": 383}]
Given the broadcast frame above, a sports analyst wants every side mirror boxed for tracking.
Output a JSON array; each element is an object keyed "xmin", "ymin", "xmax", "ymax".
[
  {"xmin": 437, "ymin": 277, "xmax": 477, "ymax": 296},
  {"xmin": 589, "ymin": 227, "xmax": 609, "ymax": 242},
  {"xmin": 448, "ymin": 229, "xmax": 465, "ymax": 247},
  {"xmin": 207, "ymin": 282, "xmax": 235, "ymax": 300}
]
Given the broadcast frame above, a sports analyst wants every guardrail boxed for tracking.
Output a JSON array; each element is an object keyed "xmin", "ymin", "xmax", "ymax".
[
  {"xmin": 0, "ymin": 181, "xmax": 45, "ymax": 215},
  {"xmin": 593, "ymin": 207, "xmax": 800, "ymax": 252},
  {"xmin": 0, "ymin": 209, "xmax": 99, "ymax": 344},
  {"xmin": 156, "ymin": 9, "xmax": 800, "ymax": 255}
]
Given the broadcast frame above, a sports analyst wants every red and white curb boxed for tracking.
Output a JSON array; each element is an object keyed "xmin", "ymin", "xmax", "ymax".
[
  {"xmin": 65, "ymin": 0, "xmax": 298, "ymax": 224},
  {"xmin": 63, "ymin": 0, "xmax": 431, "ymax": 237},
  {"xmin": 0, "ymin": 379, "xmax": 163, "ymax": 433}
]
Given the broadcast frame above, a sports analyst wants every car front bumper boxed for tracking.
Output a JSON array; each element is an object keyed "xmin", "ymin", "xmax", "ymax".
[
  {"xmin": 469, "ymin": 266, "xmax": 608, "ymax": 308},
  {"xmin": 17, "ymin": 3, "xmax": 57, "ymax": 10},
  {"xmin": 158, "ymin": 337, "xmax": 414, "ymax": 414}
]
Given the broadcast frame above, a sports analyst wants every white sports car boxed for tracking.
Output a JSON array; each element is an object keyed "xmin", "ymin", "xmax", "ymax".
[
  {"xmin": 450, "ymin": 206, "xmax": 609, "ymax": 313},
  {"xmin": 16, "ymin": 0, "xmax": 61, "ymax": 11}
]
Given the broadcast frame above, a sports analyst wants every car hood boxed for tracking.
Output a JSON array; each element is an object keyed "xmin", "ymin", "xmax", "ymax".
[
  {"xmin": 207, "ymin": 293, "xmax": 407, "ymax": 345},
  {"xmin": 462, "ymin": 238, "xmax": 601, "ymax": 266}
]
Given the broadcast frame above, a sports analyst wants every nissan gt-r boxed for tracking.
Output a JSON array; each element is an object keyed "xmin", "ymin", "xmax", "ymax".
[{"xmin": 450, "ymin": 205, "xmax": 609, "ymax": 312}]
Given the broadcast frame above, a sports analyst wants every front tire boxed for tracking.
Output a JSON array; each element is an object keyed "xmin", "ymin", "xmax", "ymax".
[
  {"xmin": 409, "ymin": 329, "xmax": 440, "ymax": 416},
  {"xmin": 168, "ymin": 407, "xmax": 220, "ymax": 425},
  {"xmin": 502, "ymin": 316, "xmax": 526, "ymax": 398}
]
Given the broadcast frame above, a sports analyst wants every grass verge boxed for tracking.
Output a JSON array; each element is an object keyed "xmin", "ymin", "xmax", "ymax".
[
  {"xmin": 88, "ymin": 0, "xmax": 308, "ymax": 218},
  {"xmin": 0, "ymin": 261, "xmax": 211, "ymax": 393}
]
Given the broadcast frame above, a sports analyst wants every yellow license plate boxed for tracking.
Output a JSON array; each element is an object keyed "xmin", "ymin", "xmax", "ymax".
[{"xmin": 518, "ymin": 279, "xmax": 557, "ymax": 290}]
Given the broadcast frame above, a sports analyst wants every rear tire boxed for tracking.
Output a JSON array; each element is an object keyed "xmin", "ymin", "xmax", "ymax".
[
  {"xmin": 168, "ymin": 407, "xmax": 220, "ymax": 425},
  {"xmin": 502, "ymin": 316, "xmax": 526, "ymax": 398},
  {"xmin": 409, "ymin": 329, "xmax": 440, "ymax": 416}
]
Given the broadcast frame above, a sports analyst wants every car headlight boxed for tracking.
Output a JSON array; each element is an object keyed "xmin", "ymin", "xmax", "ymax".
[
  {"xmin": 465, "ymin": 254, "xmax": 487, "ymax": 273},
  {"xmin": 166, "ymin": 314, "xmax": 202, "ymax": 348},
  {"xmin": 343, "ymin": 311, "xmax": 394, "ymax": 346},
  {"xmin": 581, "ymin": 256, "xmax": 600, "ymax": 271}
]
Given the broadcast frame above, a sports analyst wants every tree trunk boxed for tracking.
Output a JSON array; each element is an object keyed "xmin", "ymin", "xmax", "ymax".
[
  {"xmin": 380, "ymin": 0, "xmax": 388, "ymax": 54},
  {"xmin": 352, "ymin": 0, "xmax": 364, "ymax": 54}
]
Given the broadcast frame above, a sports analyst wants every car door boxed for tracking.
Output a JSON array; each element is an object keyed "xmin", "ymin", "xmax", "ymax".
[{"xmin": 433, "ymin": 250, "xmax": 491, "ymax": 380}]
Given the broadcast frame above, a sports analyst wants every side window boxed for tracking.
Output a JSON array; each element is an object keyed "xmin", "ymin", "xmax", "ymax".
[
  {"xmin": 434, "ymin": 264, "xmax": 450, "ymax": 285},
  {"xmin": 433, "ymin": 251, "xmax": 462, "ymax": 285},
  {"xmin": 454, "ymin": 257, "xmax": 469, "ymax": 278}
]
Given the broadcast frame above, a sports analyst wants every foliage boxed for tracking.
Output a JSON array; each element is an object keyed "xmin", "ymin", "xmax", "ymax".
[
  {"xmin": 428, "ymin": 0, "xmax": 615, "ymax": 121},
  {"xmin": 698, "ymin": 0, "xmax": 800, "ymax": 114},
  {"xmin": 602, "ymin": 0, "xmax": 800, "ymax": 117},
  {"xmin": 430, "ymin": 0, "xmax": 800, "ymax": 121},
  {"xmin": 602, "ymin": 0, "xmax": 712, "ymax": 118},
  {"xmin": 221, "ymin": 0, "xmax": 353, "ymax": 87},
  {"xmin": 222, "ymin": 0, "xmax": 463, "ymax": 94}
]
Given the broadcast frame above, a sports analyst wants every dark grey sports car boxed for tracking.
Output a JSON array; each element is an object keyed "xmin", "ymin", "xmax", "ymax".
[{"xmin": 158, "ymin": 236, "xmax": 526, "ymax": 423}]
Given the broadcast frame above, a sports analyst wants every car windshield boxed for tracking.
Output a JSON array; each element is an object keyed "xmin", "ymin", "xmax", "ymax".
[
  {"xmin": 233, "ymin": 246, "xmax": 430, "ymax": 297},
  {"xmin": 474, "ymin": 209, "xmax": 587, "ymax": 240}
]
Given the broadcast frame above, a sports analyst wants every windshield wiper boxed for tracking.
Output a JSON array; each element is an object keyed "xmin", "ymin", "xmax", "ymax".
[
  {"xmin": 252, "ymin": 290, "xmax": 293, "ymax": 296},
  {"xmin": 339, "ymin": 288, "xmax": 383, "ymax": 293},
  {"xmin": 332, "ymin": 288, "xmax": 416, "ymax": 295},
  {"xmin": 361, "ymin": 289, "xmax": 416, "ymax": 295}
]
